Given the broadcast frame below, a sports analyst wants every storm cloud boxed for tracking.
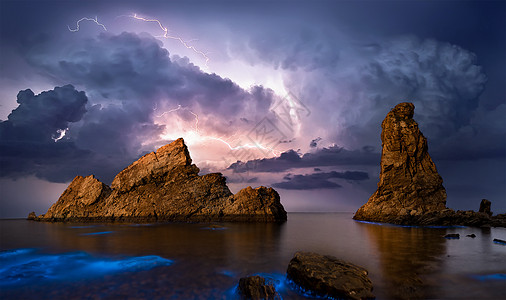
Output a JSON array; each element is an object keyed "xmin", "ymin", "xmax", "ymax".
[
  {"xmin": 0, "ymin": 85, "xmax": 95, "ymax": 182},
  {"xmin": 1, "ymin": 32, "xmax": 282, "ymax": 183},
  {"xmin": 272, "ymin": 170, "xmax": 369, "ymax": 190},
  {"xmin": 228, "ymin": 146, "xmax": 379, "ymax": 173}
]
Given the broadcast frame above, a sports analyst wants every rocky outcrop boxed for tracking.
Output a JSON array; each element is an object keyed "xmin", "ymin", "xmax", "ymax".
[
  {"xmin": 479, "ymin": 199, "xmax": 492, "ymax": 216},
  {"xmin": 238, "ymin": 276, "xmax": 280, "ymax": 300},
  {"xmin": 27, "ymin": 212, "xmax": 37, "ymax": 220},
  {"xmin": 287, "ymin": 252, "xmax": 375, "ymax": 300},
  {"xmin": 354, "ymin": 102, "xmax": 446, "ymax": 224},
  {"xmin": 34, "ymin": 138, "xmax": 287, "ymax": 222},
  {"xmin": 353, "ymin": 103, "xmax": 505, "ymax": 227}
]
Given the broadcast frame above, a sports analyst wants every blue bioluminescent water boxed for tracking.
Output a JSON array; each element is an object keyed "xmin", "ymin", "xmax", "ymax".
[
  {"xmin": 69, "ymin": 225, "xmax": 102, "ymax": 229},
  {"xmin": 471, "ymin": 274, "xmax": 506, "ymax": 281},
  {"xmin": 0, "ymin": 249, "xmax": 173, "ymax": 287},
  {"xmin": 493, "ymin": 239, "xmax": 506, "ymax": 245},
  {"xmin": 219, "ymin": 270, "xmax": 235, "ymax": 277},
  {"xmin": 80, "ymin": 231, "xmax": 114, "ymax": 236},
  {"xmin": 355, "ymin": 220, "xmax": 466, "ymax": 229}
]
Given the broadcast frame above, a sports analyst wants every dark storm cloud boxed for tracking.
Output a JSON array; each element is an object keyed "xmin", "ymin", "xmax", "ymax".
[
  {"xmin": 1, "ymin": 32, "xmax": 281, "ymax": 183},
  {"xmin": 272, "ymin": 171, "xmax": 368, "ymax": 190},
  {"xmin": 242, "ymin": 24, "xmax": 504, "ymax": 161},
  {"xmin": 25, "ymin": 32, "xmax": 279, "ymax": 153},
  {"xmin": 29, "ymin": 32, "xmax": 275, "ymax": 121},
  {"xmin": 228, "ymin": 146, "xmax": 379, "ymax": 173},
  {"xmin": 0, "ymin": 85, "xmax": 94, "ymax": 181}
]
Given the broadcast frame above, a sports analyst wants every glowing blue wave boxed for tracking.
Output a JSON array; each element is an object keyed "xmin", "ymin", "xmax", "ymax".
[
  {"xmin": 471, "ymin": 273, "xmax": 506, "ymax": 281},
  {"xmin": 0, "ymin": 248, "xmax": 173, "ymax": 287}
]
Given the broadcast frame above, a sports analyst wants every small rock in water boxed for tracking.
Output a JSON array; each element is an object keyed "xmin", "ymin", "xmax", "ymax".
[
  {"xmin": 287, "ymin": 251, "xmax": 375, "ymax": 300},
  {"xmin": 493, "ymin": 238, "xmax": 506, "ymax": 245},
  {"xmin": 466, "ymin": 234, "xmax": 476, "ymax": 238},
  {"xmin": 238, "ymin": 275, "xmax": 280, "ymax": 300},
  {"xmin": 27, "ymin": 212, "xmax": 37, "ymax": 220},
  {"xmin": 444, "ymin": 234, "xmax": 460, "ymax": 239}
]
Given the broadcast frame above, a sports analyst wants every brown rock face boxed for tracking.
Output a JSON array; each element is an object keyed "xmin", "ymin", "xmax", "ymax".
[
  {"xmin": 287, "ymin": 252, "xmax": 375, "ymax": 300},
  {"xmin": 353, "ymin": 103, "xmax": 505, "ymax": 227},
  {"xmin": 354, "ymin": 103, "xmax": 447, "ymax": 224},
  {"xmin": 36, "ymin": 138, "xmax": 287, "ymax": 222}
]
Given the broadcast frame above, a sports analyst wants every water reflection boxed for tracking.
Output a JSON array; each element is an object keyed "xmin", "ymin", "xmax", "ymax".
[
  {"xmin": 1, "ymin": 215, "xmax": 505, "ymax": 299},
  {"xmin": 358, "ymin": 222, "xmax": 447, "ymax": 299}
]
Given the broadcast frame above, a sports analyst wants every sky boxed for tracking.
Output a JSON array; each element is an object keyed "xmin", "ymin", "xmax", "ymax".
[{"xmin": 0, "ymin": 0, "xmax": 505, "ymax": 218}]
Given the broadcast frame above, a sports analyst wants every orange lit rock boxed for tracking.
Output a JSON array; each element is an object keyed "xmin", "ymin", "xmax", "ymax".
[
  {"xmin": 36, "ymin": 138, "xmax": 287, "ymax": 223},
  {"xmin": 353, "ymin": 103, "xmax": 503, "ymax": 227}
]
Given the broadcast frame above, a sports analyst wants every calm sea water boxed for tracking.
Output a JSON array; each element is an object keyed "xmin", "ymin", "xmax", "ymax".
[{"xmin": 1, "ymin": 213, "xmax": 505, "ymax": 299}]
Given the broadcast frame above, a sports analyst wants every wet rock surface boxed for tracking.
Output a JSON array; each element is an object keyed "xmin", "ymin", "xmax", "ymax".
[
  {"xmin": 35, "ymin": 138, "xmax": 287, "ymax": 223},
  {"xmin": 287, "ymin": 251, "xmax": 375, "ymax": 300},
  {"xmin": 354, "ymin": 103, "xmax": 505, "ymax": 227},
  {"xmin": 238, "ymin": 275, "xmax": 280, "ymax": 300}
]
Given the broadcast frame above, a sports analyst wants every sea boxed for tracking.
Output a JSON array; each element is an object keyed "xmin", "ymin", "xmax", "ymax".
[{"xmin": 1, "ymin": 213, "xmax": 505, "ymax": 299}]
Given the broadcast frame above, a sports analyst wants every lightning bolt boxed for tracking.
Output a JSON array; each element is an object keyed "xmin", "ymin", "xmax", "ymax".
[
  {"xmin": 126, "ymin": 13, "xmax": 210, "ymax": 67},
  {"xmin": 156, "ymin": 104, "xmax": 200, "ymax": 132},
  {"xmin": 154, "ymin": 104, "xmax": 281, "ymax": 156},
  {"xmin": 52, "ymin": 128, "xmax": 68, "ymax": 142},
  {"xmin": 68, "ymin": 16, "xmax": 107, "ymax": 32}
]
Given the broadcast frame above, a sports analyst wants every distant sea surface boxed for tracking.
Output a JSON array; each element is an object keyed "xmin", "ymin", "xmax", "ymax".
[{"xmin": 1, "ymin": 213, "xmax": 505, "ymax": 299}]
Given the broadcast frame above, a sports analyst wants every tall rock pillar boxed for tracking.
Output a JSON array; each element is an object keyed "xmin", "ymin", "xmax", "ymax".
[{"xmin": 354, "ymin": 102, "xmax": 447, "ymax": 224}]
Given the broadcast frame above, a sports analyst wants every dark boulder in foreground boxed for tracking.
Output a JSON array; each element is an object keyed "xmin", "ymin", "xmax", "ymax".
[
  {"xmin": 32, "ymin": 138, "xmax": 287, "ymax": 223},
  {"xmin": 238, "ymin": 275, "xmax": 280, "ymax": 300},
  {"xmin": 354, "ymin": 103, "xmax": 505, "ymax": 227},
  {"xmin": 287, "ymin": 251, "xmax": 375, "ymax": 300}
]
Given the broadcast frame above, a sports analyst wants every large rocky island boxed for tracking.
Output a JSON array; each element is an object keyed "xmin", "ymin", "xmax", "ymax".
[
  {"xmin": 354, "ymin": 102, "xmax": 505, "ymax": 227},
  {"xmin": 31, "ymin": 138, "xmax": 287, "ymax": 222}
]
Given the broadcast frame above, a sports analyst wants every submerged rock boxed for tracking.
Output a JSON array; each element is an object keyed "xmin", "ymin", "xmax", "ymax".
[
  {"xmin": 444, "ymin": 234, "xmax": 460, "ymax": 239},
  {"xmin": 287, "ymin": 251, "xmax": 375, "ymax": 300},
  {"xmin": 238, "ymin": 275, "xmax": 280, "ymax": 300},
  {"xmin": 353, "ymin": 103, "xmax": 504, "ymax": 227},
  {"xmin": 35, "ymin": 138, "xmax": 287, "ymax": 223}
]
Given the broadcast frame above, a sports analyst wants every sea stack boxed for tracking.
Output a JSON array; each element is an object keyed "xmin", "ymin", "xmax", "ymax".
[
  {"xmin": 354, "ymin": 102, "xmax": 447, "ymax": 224},
  {"xmin": 34, "ymin": 138, "xmax": 287, "ymax": 222}
]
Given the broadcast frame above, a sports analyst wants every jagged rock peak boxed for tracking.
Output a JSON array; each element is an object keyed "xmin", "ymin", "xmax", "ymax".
[{"xmin": 33, "ymin": 138, "xmax": 287, "ymax": 223}]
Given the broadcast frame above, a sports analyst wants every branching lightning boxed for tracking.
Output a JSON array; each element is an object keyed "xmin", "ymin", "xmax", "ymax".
[
  {"xmin": 126, "ymin": 13, "xmax": 210, "ymax": 67},
  {"xmin": 68, "ymin": 17, "xmax": 107, "ymax": 32},
  {"xmin": 154, "ymin": 104, "xmax": 281, "ymax": 156},
  {"xmin": 67, "ymin": 15, "xmax": 281, "ymax": 158}
]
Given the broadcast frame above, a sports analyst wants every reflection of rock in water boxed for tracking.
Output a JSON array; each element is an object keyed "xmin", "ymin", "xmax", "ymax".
[{"xmin": 360, "ymin": 223, "xmax": 447, "ymax": 300}]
